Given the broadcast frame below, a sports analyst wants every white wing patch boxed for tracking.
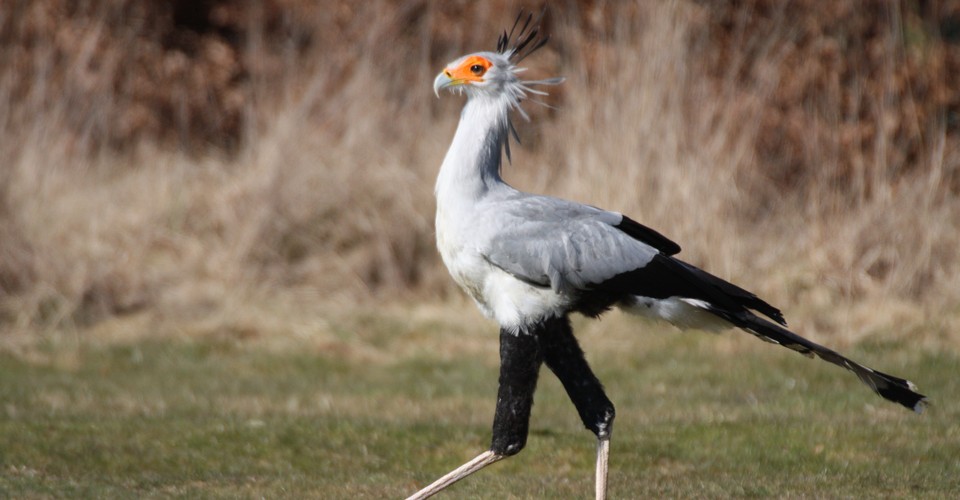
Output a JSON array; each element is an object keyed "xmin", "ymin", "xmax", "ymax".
[{"xmin": 620, "ymin": 296, "xmax": 731, "ymax": 332}]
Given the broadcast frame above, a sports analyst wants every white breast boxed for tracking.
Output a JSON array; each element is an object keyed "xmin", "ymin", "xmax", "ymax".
[{"xmin": 437, "ymin": 207, "xmax": 569, "ymax": 332}]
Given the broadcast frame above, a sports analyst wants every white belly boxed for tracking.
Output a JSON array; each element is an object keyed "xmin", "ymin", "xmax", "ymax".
[{"xmin": 437, "ymin": 224, "xmax": 568, "ymax": 332}]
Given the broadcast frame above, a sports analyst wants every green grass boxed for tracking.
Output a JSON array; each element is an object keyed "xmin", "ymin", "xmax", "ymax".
[{"xmin": 1, "ymin": 314, "xmax": 958, "ymax": 498}]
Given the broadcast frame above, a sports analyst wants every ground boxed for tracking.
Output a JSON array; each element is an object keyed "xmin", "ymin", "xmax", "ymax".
[{"xmin": 1, "ymin": 307, "xmax": 957, "ymax": 498}]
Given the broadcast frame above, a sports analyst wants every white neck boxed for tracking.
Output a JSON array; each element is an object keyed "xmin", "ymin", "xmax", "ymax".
[{"xmin": 435, "ymin": 94, "xmax": 512, "ymax": 209}]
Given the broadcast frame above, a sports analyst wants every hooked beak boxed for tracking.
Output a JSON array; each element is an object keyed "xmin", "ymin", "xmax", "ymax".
[{"xmin": 433, "ymin": 70, "xmax": 458, "ymax": 98}]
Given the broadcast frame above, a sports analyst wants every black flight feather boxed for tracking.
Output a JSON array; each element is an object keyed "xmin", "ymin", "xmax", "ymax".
[
  {"xmin": 595, "ymin": 253, "xmax": 785, "ymax": 326},
  {"xmin": 614, "ymin": 215, "xmax": 681, "ymax": 256}
]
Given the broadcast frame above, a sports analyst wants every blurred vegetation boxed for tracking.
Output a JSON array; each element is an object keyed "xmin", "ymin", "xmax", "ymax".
[
  {"xmin": 4, "ymin": 1, "xmax": 956, "ymax": 171},
  {"xmin": 0, "ymin": 1, "xmax": 958, "ymax": 343}
]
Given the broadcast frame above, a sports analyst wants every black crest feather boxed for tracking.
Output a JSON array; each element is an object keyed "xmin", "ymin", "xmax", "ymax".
[
  {"xmin": 497, "ymin": 8, "xmax": 550, "ymax": 62},
  {"xmin": 494, "ymin": 8, "xmax": 560, "ymax": 165}
]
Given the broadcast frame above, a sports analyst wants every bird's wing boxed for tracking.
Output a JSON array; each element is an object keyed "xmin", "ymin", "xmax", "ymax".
[
  {"xmin": 476, "ymin": 192, "xmax": 784, "ymax": 324},
  {"xmin": 475, "ymin": 193, "xmax": 670, "ymax": 293}
]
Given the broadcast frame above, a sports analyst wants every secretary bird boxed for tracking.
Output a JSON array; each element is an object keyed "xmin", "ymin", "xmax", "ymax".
[{"xmin": 408, "ymin": 11, "xmax": 926, "ymax": 500}]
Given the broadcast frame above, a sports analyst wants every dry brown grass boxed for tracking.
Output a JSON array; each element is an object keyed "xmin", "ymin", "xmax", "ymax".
[{"xmin": 1, "ymin": 1, "xmax": 958, "ymax": 346}]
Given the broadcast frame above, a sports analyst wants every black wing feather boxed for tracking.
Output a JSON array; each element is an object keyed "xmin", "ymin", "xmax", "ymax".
[
  {"xmin": 614, "ymin": 215, "xmax": 681, "ymax": 256},
  {"xmin": 596, "ymin": 253, "xmax": 785, "ymax": 325},
  {"xmin": 674, "ymin": 259, "xmax": 786, "ymax": 325}
]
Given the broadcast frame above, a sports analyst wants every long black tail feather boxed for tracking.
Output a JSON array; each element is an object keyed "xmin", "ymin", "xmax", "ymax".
[
  {"xmin": 713, "ymin": 308, "xmax": 928, "ymax": 413},
  {"xmin": 597, "ymin": 231, "xmax": 927, "ymax": 412}
]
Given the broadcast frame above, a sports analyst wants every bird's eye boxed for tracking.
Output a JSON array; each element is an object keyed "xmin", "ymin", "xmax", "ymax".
[{"xmin": 470, "ymin": 64, "xmax": 485, "ymax": 76}]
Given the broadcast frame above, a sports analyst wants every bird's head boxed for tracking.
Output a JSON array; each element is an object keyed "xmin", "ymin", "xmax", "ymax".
[
  {"xmin": 433, "ymin": 10, "xmax": 563, "ymax": 116},
  {"xmin": 433, "ymin": 52, "xmax": 511, "ymax": 99}
]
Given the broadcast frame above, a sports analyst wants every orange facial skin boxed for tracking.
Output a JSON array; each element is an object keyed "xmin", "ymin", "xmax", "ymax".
[{"xmin": 443, "ymin": 55, "xmax": 493, "ymax": 84}]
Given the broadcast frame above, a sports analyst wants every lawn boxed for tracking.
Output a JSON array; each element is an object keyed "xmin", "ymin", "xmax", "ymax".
[{"xmin": 1, "ymin": 310, "xmax": 957, "ymax": 498}]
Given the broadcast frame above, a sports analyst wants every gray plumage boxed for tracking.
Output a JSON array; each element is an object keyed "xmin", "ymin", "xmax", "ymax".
[{"xmin": 474, "ymin": 191, "xmax": 656, "ymax": 294}]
